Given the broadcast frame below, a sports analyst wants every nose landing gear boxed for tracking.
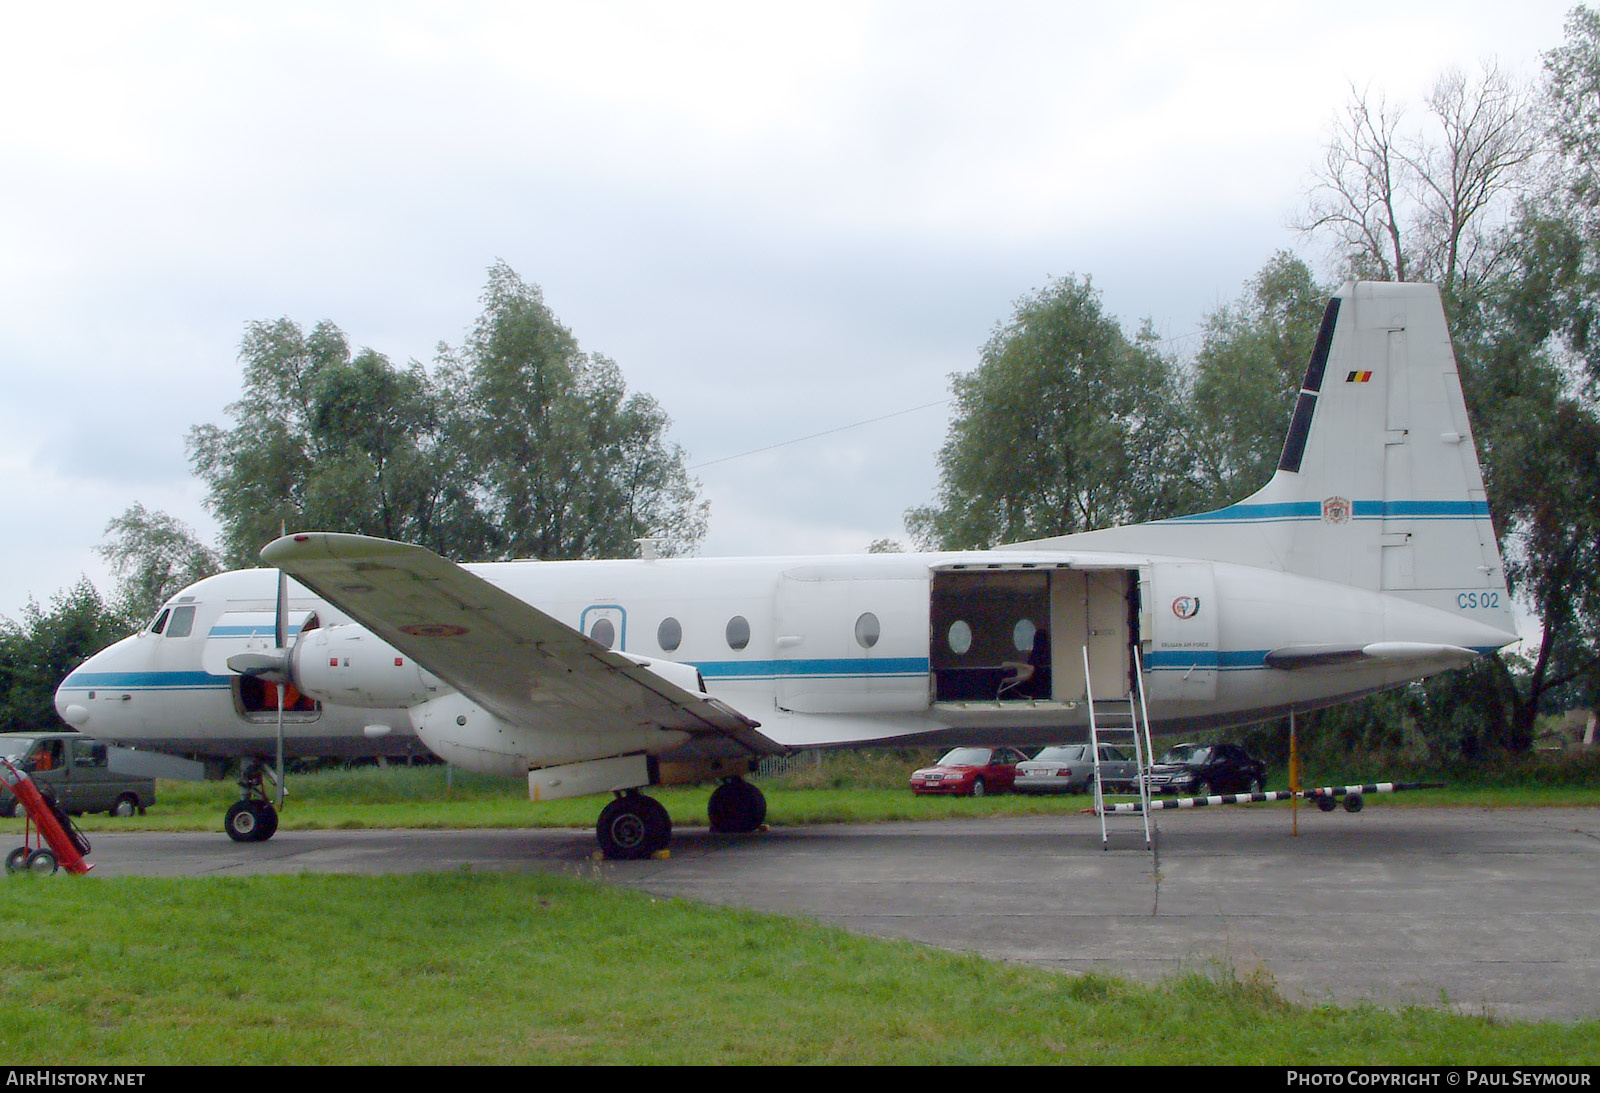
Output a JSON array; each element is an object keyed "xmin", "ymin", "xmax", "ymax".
[{"xmin": 224, "ymin": 761, "xmax": 281, "ymax": 843}]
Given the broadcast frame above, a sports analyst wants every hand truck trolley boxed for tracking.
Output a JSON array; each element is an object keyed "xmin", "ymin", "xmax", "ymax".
[{"xmin": 0, "ymin": 756, "xmax": 93, "ymax": 875}]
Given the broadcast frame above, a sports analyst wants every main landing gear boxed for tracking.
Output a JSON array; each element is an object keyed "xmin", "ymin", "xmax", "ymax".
[
  {"xmin": 593, "ymin": 777, "xmax": 767, "ymax": 860},
  {"xmin": 707, "ymin": 777, "xmax": 766, "ymax": 834},
  {"xmin": 224, "ymin": 760, "xmax": 280, "ymax": 843},
  {"xmin": 596, "ymin": 792, "xmax": 671, "ymax": 860}
]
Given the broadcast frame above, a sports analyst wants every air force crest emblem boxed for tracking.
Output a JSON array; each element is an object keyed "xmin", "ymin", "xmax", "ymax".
[{"xmin": 1322, "ymin": 496, "xmax": 1352, "ymax": 524}]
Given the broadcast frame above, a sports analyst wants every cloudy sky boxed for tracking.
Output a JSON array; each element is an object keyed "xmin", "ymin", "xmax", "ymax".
[{"xmin": 0, "ymin": 0, "xmax": 1580, "ymax": 616}]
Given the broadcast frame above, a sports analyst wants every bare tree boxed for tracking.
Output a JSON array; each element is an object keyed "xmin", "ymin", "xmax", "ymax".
[
  {"xmin": 1299, "ymin": 85, "xmax": 1412, "ymax": 281},
  {"xmin": 1298, "ymin": 62, "xmax": 1538, "ymax": 299},
  {"xmin": 1408, "ymin": 63, "xmax": 1540, "ymax": 295}
]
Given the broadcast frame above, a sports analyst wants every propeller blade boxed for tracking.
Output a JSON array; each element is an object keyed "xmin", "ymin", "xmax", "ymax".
[
  {"xmin": 275, "ymin": 682, "xmax": 286, "ymax": 810},
  {"xmin": 275, "ymin": 568, "xmax": 288, "ymax": 652},
  {"xmin": 226, "ymin": 651, "xmax": 289, "ymax": 679}
]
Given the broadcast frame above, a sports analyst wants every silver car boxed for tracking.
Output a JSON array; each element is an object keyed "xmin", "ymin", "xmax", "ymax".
[{"xmin": 1013, "ymin": 744, "xmax": 1138, "ymax": 794}]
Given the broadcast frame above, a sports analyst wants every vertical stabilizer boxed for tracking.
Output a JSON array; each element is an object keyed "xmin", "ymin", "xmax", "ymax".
[{"xmin": 1005, "ymin": 282, "xmax": 1511, "ymax": 627}]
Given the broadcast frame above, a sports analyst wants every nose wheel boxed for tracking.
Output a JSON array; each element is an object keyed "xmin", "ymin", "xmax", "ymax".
[
  {"xmin": 225, "ymin": 761, "xmax": 281, "ymax": 842},
  {"xmin": 225, "ymin": 799, "xmax": 279, "ymax": 843}
]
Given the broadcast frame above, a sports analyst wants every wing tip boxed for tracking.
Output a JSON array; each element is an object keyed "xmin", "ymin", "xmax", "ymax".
[{"xmin": 261, "ymin": 532, "xmax": 419, "ymax": 567}]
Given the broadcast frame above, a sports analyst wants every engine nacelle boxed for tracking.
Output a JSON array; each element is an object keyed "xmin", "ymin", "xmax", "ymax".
[
  {"xmin": 619, "ymin": 652, "xmax": 707, "ymax": 695},
  {"xmin": 291, "ymin": 624, "xmax": 439, "ymax": 709}
]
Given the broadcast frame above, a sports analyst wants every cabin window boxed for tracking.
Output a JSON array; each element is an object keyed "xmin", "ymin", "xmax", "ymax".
[
  {"xmin": 657, "ymin": 617, "xmax": 682, "ymax": 652},
  {"xmin": 1012, "ymin": 618, "xmax": 1036, "ymax": 652},
  {"xmin": 589, "ymin": 618, "xmax": 616, "ymax": 649},
  {"xmin": 854, "ymin": 612, "xmax": 880, "ymax": 649},
  {"xmin": 166, "ymin": 605, "xmax": 196, "ymax": 638},
  {"xmin": 947, "ymin": 620, "xmax": 973, "ymax": 655},
  {"xmin": 726, "ymin": 616, "xmax": 750, "ymax": 651}
]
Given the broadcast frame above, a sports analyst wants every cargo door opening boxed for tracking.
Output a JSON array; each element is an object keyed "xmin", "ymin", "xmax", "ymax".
[{"xmin": 931, "ymin": 566, "xmax": 1138, "ymax": 704}]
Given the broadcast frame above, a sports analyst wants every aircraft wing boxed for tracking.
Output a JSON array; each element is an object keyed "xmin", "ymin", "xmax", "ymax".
[{"xmin": 259, "ymin": 533, "xmax": 779, "ymax": 756}]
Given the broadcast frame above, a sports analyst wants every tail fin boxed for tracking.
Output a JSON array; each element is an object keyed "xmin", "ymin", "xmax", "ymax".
[{"xmin": 1011, "ymin": 282, "xmax": 1511, "ymax": 626}]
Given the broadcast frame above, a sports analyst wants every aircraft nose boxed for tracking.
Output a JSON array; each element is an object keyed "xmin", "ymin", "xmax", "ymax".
[
  {"xmin": 55, "ymin": 661, "xmax": 93, "ymax": 728},
  {"xmin": 54, "ymin": 638, "xmax": 127, "ymax": 732}
]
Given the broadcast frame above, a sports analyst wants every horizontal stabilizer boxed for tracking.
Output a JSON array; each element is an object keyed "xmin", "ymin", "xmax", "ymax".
[{"xmin": 1264, "ymin": 641, "xmax": 1479, "ymax": 672}]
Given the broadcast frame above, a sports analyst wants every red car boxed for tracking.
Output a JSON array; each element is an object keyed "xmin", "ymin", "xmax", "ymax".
[{"xmin": 909, "ymin": 746, "xmax": 1030, "ymax": 797}]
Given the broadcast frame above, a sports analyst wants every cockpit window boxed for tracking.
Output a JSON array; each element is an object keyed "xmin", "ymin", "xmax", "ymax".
[
  {"xmin": 166, "ymin": 605, "xmax": 196, "ymax": 638},
  {"xmin": 149, "ymin": 608, "xmax": 170, "ymax": 635}
]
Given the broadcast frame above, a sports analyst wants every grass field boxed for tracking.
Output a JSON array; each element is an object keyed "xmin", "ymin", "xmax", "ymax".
[
  {"xmin": 0, "ymin": 871, "xmax": 1596, "ymax": 1065},
  {"xmin": 8, "ymin": 749, "xmax": 1599, "ymax": 837},
  {"xmin": 1, "ymin": 753, "xmax": 1596, "ymax": 1064}
]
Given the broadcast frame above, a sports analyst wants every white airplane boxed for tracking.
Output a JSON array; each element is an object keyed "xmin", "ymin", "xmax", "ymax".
[{"xmin": 56, "ymin": 281, "xmax": 1517, "ymax": 858}]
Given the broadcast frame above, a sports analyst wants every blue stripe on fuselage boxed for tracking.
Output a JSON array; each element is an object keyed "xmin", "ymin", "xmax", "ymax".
[
  {"xmin": 1142, "ymin": 649, "xmax": 1268, "ymax": 671},
  {"xmin": 1161, "ymin": 500, "xmax": 1490, "ymax": 524},
  {"xmin": 59, "ymin": 671, "xmax": 232, "ymax": 690},
  {"xmin": 206, "ymin": 624, "xmax": 306, "ymax": 638},
  {"xmin": 692, "ymin": 657, "xmax": 930, "ymax": 680}
]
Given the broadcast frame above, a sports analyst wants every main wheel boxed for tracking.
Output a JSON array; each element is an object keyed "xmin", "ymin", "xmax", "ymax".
[
  {"xmin": 225, "ymin": 799, "xmax": 279, "ymax": 843},
  {"xmin": 596, "ymin": 795, "xmax": 671, "ymax": 860},
  {"xmin": 707, "ymin": 779, "xmax": 767, "ymax": 834},
  {"xmin": 26, "ymin": 849, "xmax": 57, "ymax": 875},
  {"xmin": 4, "ymin": 847, "xmax": 29, "ymax": 873},
  {"xmin": 110, "ymin": 794, "xmax": 138, "ymax": 818}
]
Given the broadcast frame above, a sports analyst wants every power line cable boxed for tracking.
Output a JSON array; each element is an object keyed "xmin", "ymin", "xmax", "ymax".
[{"xmin": 689, "ymin": 398, "xmax": 950, "ymax": 470}]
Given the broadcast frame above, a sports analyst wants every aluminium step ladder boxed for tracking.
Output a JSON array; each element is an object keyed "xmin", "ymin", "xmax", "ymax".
[{"xmin": 1083, "ymin": 644, "xmax": 1155, "ymax": 849}]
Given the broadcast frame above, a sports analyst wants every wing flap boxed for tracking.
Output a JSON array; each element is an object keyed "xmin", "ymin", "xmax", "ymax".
[{"xmin": 260, "ymin": 533, "xmax": 777, "ymax": 753}]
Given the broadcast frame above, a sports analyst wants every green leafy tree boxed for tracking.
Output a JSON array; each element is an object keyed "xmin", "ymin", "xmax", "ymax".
[
  {"xmin": 189, "ymin": 320, "xmax": 455, "ymax": 566},
  {"xmin": 188, "ymin": 263, "xmax": 700, "ymax": 565},
  {"xmin": 1545, "ymin": 6, "xmax": 1600, "ymax": 220},
  {"xmin": 443, "ymin": 262, "xmax": 706, "ymax": 560},
  {"xmin": 0, "ymin": 580, "xmax": 124, "ymax": 733},
  {"xmin": 906, "ymin": 275, "xmax": 1191, "ymax": 549},
  {"xmin": 1457, "ymin": 221, "xmax": 1600, "ymax": 752},
  {"xmin": 1292, "ymin": 22, "xmax": 1600, "ymax": 753},
  {"xmin": 1530, "ymin": 5, "xmax": 1600, "ymax": 380},
  {"xmin": 1427, "ymin": 10, "xmax": 1600, "ymax": 752},
  {"xmin": 95, "ymin": 503, "xmax": 222, "ymax": 629},
  {"xmin": 1185, "ymin": 253, "xmax": 1330, "ymax": 505}
]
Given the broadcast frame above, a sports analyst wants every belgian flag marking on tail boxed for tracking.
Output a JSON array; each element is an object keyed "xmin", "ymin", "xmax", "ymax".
[{"xmin": 1345, "ymin": 370, "xmax": 1373, "ymax": 383}]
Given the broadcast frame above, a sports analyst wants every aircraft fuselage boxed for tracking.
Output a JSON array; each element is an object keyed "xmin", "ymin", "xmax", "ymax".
[{"xmin": 57, "ymin": 544, "xmax": 1514, "ymax": 775}]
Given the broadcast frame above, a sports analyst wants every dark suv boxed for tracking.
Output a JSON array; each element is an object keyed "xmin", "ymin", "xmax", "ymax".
[{"xmin": 1144, "ymin": 742, "xmax": 1267, "ymax": 796}]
